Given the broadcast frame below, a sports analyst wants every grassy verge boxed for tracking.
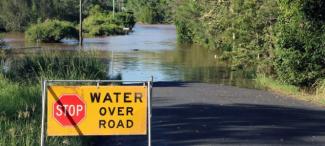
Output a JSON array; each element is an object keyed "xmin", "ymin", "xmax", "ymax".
[
  {"xmin": 0, "ymin": 75, "xmax": 83, "ymax": 146},
  {"xmin": 256, "ymin": 74, "xmax": 325, "ymax": 106},
  {"xmin": 0, "ymin": 75, "xmax": 41, "ymax": 146},
  {"xmin": 0, "ymin": 50, "xmax": 110, "ymax": 145}
]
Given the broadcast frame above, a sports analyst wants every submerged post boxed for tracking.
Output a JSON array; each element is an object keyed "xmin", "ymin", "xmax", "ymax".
[
  {"xmin": 113, "ymin": 0, "xmax": 115, "ymax": 18},
  {"xmin": 79, "ymin": 0, "xmax": 83, "ymax": 47}
]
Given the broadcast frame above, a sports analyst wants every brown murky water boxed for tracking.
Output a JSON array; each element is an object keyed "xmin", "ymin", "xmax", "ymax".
[{"xmin": 3, "ymin": 24, "xmax": 256, "ymax": 88}]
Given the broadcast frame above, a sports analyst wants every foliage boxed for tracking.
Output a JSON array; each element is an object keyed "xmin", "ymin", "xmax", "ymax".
[
  {"xmin": 0, "ymin": 50, "xmax": 109, "ymax": 145},
  {"xmin": 0, "ymin": 0, "xmax": 35, "ymax": 31},
  {"xmin": 175, "ymin": 0, "xmax": 279, "ymax": 68},
  {"xmin": 0, "ymin": 0, "xmax": 116, "ymax": 32},
  {"xmin": 4, "ymin": 51, "xmax": 108, "ymax": 83},
  {"xmin": 274, "ymin": 0, "xmax": 325, "ymax": 86},
  {"xmin": 0, "ymin": 0, "xmax": 133, "ymax": 32},
  {"xmin": 114, "ymin": 11, "xmax": 136, "ymax": 29},
  {"xmin": 174, "ymin": 0, "xmax": 197, "ymax": 43},
  {"xmin": 174, "ymin": 0, "xmax": 324, "ymax": 88},
  {"xmin": 83, "ymin": 5, "xmax": 135, "ymax": 37},
  {"xmin": 0, "ymin": 75, "xmax": 40, "ymax": 116},
  {"xmin": 25, "ymin": 20, "xmax": 78, "ymax": 43},
  {"xmin": 126, "ymin": 0, "xmax": 174, "ymax": 24}
]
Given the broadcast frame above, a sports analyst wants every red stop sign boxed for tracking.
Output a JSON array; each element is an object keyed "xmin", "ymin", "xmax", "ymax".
[{"xmin": 53, "ymin": 94, "xmax": 86, "ymax": 126}]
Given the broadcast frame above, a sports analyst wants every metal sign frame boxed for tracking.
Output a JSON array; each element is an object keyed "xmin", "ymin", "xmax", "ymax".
[{"xmin": 40, "ymin": 78, "xmax": 153, "ymax": 146}]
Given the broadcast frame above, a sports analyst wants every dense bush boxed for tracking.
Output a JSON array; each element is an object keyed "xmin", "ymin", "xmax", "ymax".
[
  {"xmin": 175, "ymin": 0, "xmax": 325, "ymax": 87},
  {"xmin": 83, "ymin": 5, "xmax": 135, "ymax": 37},
  {"xmin": 175, "ymin": 20, "xmax": 193, "ymax": 43},
  {"xmin": 25, "ymin": 20, "xmax": 78, "ymax": 43},
  {"xmin": 0, "ymin": 0, "xmax": 33, "ymax": 31},
  {"xmin": 126, "ymin": 0, "xmax": 174, "ymax": 24},
  {"xmin": 174, "ymin": 0, "xmax": 324, "ymax": 87},
  {"xmin": 83, "ymin": 7, "xmax": 120, "ymax": 36},
  {"xmin": 274, "ymin": 0, "xmax": 325, "ymax": 86},
  {"xmin": 114, "ymin": 11, "xmax": 136, "ymax": 29},
  {"xmin": 175, "ymin": 0, "xmax": 279, "ymax": 67},
  {"xmin": 174, "ymin": 1, "xmax": 197, "ymax": 43}
]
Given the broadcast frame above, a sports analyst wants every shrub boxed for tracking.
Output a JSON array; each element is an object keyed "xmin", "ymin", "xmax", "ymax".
[
  {"xmin": 25, "ymin": 19, "xmax": 78, "ymax": 43},
  {"xmin": 175, "ymin": 20, "xmax": 193, "ymax": 43},
  {"xmin": 126, "ymin": 0, "xmax": 173, "ymax": 24},
  {"xmin": 83, "ymin": 5, "xmax": 135, "ymax": 37},
  {"xmin": 113, "ymin": 11, "xmax": 136, "ymax": 29},
  {"xmin": 274, "ymin": 0, "xmax": 325, "ymax": 86}
]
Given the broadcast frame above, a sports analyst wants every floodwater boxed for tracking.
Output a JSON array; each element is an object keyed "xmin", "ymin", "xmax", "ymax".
[{"xmin": 3, "ymin": 24, "xmax": 256, "ymax": 88}]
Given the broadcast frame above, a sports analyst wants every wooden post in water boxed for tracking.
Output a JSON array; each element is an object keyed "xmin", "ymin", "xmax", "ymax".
[
  {"xmin": 113, "ymin": 0, "xmax": 115, "ymax": 18},
  {"xmin": 79, "ymin": 0, "xmax": 83, "ymax": 47}
]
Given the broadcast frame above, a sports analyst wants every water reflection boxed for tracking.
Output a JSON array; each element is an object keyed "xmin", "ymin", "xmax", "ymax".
[
  {"xmin": 158, "ymin": 44, "xmax": 256, "ymax": 88},
  {"xmin": 3, "ymin": 24, "xmax": 256, "ymax": 88}
]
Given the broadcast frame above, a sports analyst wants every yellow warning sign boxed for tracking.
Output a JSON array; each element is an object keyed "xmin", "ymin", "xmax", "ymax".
[{"xmin": 47, "ymin": 86, "xmax": 148, "ymax": 136}]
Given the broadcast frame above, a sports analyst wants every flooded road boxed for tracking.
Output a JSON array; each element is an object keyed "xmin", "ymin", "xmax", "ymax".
[
  {"xmin": 4, "ymin": 24, "xmax": 325, "ymax": 146},
  {"xmin": 4, "ymin": 24, "xmax": 256, "ymax": 88}
]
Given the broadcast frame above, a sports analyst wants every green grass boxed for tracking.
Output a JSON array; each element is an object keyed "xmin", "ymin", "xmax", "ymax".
[
  {"xmin": 315, "ymin": 79, "xmax": 325, "ymax": 105},
  {"xmin": 5, "ymin": 51, "xmax": 109, "ymax": 83},
  {"xmin": 0, "ymin": 75, "xmax": 84, "ymax": 146},
  {"xmin": 256, "ymin": 74, "xmax": 299, "ymax": 95},
  {"xmin": 0, "ymin": 115, "xmax": 83, "ymax": 146},
  {"xmin": 0, "ymin": 75, "xmax": 40, "ymax": 146},
  {"xmin": 0, "ymin": 75, "xmax": 40, "ymax": 116},
  {"xmin": 0, "ymin": 115, "xmax": 40, "ymax": 146},
  {"xmin": 256, "ymin": 74, "xmax": 325, "ymax": 106},
  {"xmin": 0, "ymin": 50, "xmax": 110, "ymax": 145}
]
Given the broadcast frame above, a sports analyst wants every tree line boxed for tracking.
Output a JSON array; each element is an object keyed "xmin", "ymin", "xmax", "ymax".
[
  {"xmin": 174, "ymin": 0, "xmax": 324, "ymax": 88},
  {"xmin": 0, "ymin": 0, "xmax": 116, "ymax": 32},
  {"xmin": 0, "ymin": 0, "xmax": 137, "ymax": 42},
  {"xmin": 0, "ymin": 0, "xmax": 175, "ymax": 32}
]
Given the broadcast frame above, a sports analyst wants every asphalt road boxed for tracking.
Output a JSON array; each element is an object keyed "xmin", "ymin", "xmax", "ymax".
[{"xmin": 93, "ymin": 82, "xmax": 325, "ymax": 146}]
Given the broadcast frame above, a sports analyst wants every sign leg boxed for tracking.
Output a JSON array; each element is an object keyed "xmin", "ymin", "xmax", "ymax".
[
  {"xmin": 148, "ymin": 79, "xmax": 153, "ymax": 146},
  {"xmin": 41, "ymin": 80, "xmax": 47, "ymax": 146}
]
